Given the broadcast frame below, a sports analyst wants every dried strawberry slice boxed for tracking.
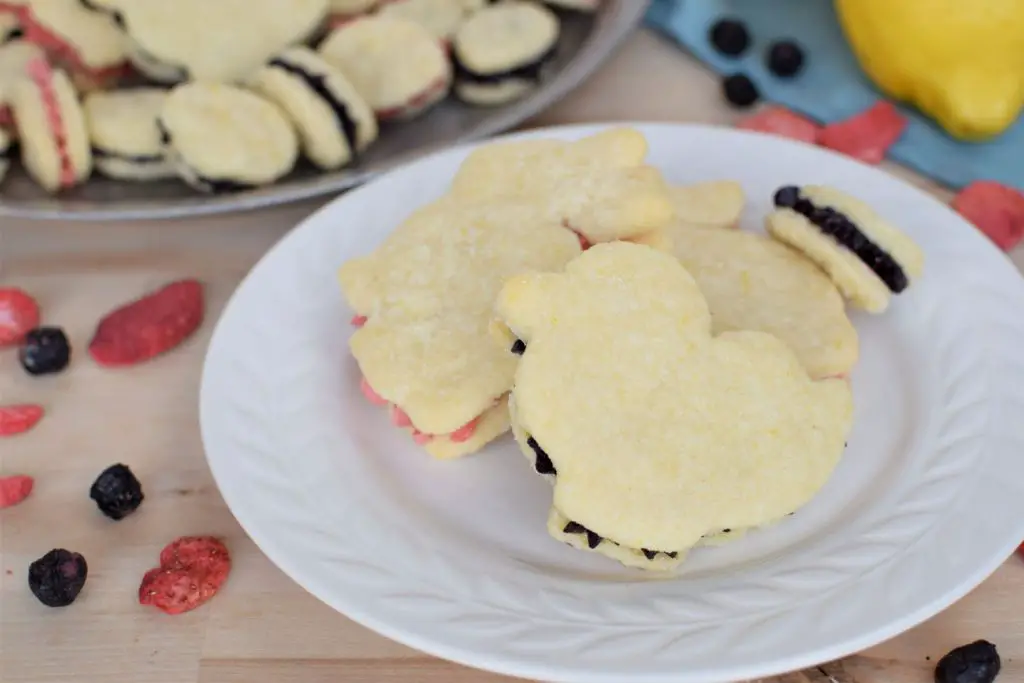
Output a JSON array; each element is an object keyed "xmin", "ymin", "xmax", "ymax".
[
  {"xmin": 952, "ymin": 181, "xmax": 1024, "ymax": 252},
  {"xmin": 819, "ymin": 101, "xmax": 907, "ymax": 164},
  {"xmin": 737, "ymin": 106, "xmax": 821, "ymax": 144}
]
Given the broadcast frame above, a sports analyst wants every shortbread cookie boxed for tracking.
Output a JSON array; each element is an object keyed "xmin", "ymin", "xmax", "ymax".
[
  {"xmin": 83, "ymin": 88, "xmax": 174, "ymax": 181},
  {"xmin": 668, "ymin": 224, "xmax": 858, "ymax": 379},
  {"xmin": 497, "ymin": 242, "xmax": 853, "ymax": 570},
  {"xmin": 377, "ymin": 0, "xmax": 471, "ymax": 42},
  {"xmin": 318, "ymin": 16, "xmax": 450, "ymax": 120},
  {"xmin": 339, "ymin": 196, "xmax": 581, "ymax": 457},
  {"xmin": 250, "ymin": 46, "xmax": 377, "ymax": 171},
  {"xmin": 19, "ymin": 0, "xmax": 127, "ymax": 89},
  {"xmin": 0, "ymin": 39, "xmax": 44, "ymax": 128},
  {"xmin": 670, "ymin": 180, "xmax": 745, "ymax": 230},
  {"xmin": 451, "ymin": 1, "xmax": 558, "ymax": 106},
  {"xmin": 767, "ymin": 185, "xmax": 925, "ymax": 313},
  {"xmin": 96, "ymin": 0, "xmax": 328, "ymax": 83},
  {"xmin": 12, "ymin": 58, "xmax": 91, "ymax": 191},
  {"xmin": 450, "ymin": 128, "xmax": 675, "ymax": 247},
  {"xmin": 157, "ymin": 82, "xmax": 298, "ymax": 192}
]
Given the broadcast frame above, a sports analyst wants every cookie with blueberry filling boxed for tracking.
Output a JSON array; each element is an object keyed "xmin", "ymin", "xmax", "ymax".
[
  {"xmin": 496, "ymin": 241, "xmax": 853, "ymax": 571},
  {"xmin": 451, "ymin": 1, "xmax": 559, "ymax": 106},
  {"xmin": 157, "ymin": 82, "xmax": 298, "ymax": 193},
  {"xmin": 338, "ymin": 196, "xmax": 581, "ymax": 459},
  {"xmin": 250, "ymin": 46, "xmax": 377, "ymax": 171},
  {"xmin": 11, "ymin": 58, "xmax": 92, "ymax": 192},
  {"xmin": 667, "ymin": 223, "xmax": 858, "ymax": 380},
  {"xmin": 83, "ymin": 88, "xmax": 175, "ymax": 181},
  {"xmin": 94, "ymin": 0, "xmax": 328, "ymax": 83},
  {"xmin": 449, "ymin": 128, "xmax": 675, "ymax": 249},
  {"xmin": 767, "ymin": 184, "xmax": 925, "ymax": 313},
  {"xmin": 318, "ymin": 15, "xmax": 450, "ymax": 120}
]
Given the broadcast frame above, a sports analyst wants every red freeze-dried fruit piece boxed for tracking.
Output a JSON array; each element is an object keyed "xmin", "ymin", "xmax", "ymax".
[
  {"xmin": 0, "ymin": 404, "xmax": 44, "ymax": 436},
  {"xmin": 0, "ymin": 287, "xmax": 40, "ymax": 346},
  {"xmin": 0, "ymin": 475, "xmax": 34, "ymax": 509},
  {"xmin": 952, "ymin": 181, "xmax": 1024, "ymax": 251},
  {"xmin": 88, "ymin": 279, "xmax": 205, "ymax": 367},
  {"xmin": 820, "ymin": 101, "xmax": 907, "ymax": 164},
  {"xmin": 736, "ymin": 106, "xmax": 821, "ymax": 143},
  {"xmin": 139, "ymin": 536, "xmax": 230, "ymax": 615}
]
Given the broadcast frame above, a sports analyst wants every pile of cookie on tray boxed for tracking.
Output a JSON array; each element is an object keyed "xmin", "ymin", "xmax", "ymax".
[
  {"xmin": 0, "ymin": 0, "xmax": 597, "ymax": 195},
  {"xmin": 339, "ymin": 127, "xmax": 925, "ymax": 571}
]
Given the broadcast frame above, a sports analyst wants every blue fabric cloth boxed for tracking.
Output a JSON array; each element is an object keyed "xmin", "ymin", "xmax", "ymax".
[{"xmin": 645, "ymin": 0, "xmax": 1024, "ymax": 191}]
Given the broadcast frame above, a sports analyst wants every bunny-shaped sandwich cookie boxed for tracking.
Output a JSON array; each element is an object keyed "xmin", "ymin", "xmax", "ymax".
[
  {"xmin": 767, "ymin": 185, "xmax": 924, "ymax": 313},
  {"xmin": 338, "ymin": 197, "xmax": 581, "ymax": 459},
  {"xmin": 497, "ymin": 242, "xmax": 854, "ymax": 570}
]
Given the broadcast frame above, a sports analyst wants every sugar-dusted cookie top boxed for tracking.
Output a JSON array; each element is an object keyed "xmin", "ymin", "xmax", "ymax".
[
  {"xmin": 668, "ymin": 224, "xmax": 858, "ymax": 379},
  {"xmin": 338, "ymin": 197, "xmax": 580, "ymax": 434},
  {"xmin": 497, "ymin": 241, "xmax": 853, "ymax": 553},
  {"xmin": 448, "ymin": 128, "xmax": 674, "ymax": 246},
  {"xmin": 669, "ymin": 180, "xmax": 745, "ymax": 230}
]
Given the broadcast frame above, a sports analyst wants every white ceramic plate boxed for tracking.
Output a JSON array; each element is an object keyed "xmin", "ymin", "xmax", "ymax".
[{"xmin": 200, "ymin": 123, "xmax": 1024, "ymax": 683}]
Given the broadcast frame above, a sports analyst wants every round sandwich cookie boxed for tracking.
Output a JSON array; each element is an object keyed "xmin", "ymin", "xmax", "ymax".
[
  {"xmin": 318, "ymin": 15, "xmax": 450, "ymax": 120},
  {"xmin": 83, "ymin": 88, "xmax": 175, "ymax": 181},
  {"xmin": 667, "ymin": 223, "xmax": 859, "ymax": 380},
  {"xmin": 451, "ymin": 1, "xmax": 559, "ymax": 106},
  {"xmin": 93, "ymin": 0, "xmax": 328, "ymax": 84},
  {"xmin": 12, "ymin": 58, "xmax": 91, "ymax": 192},
  {"xmin": 497, "ymin": 242, "xmax": 853, "ymax": 571},
  {"xmin": 157, "ymin": 82, "xmax": 298, "ymax": 193},
  {"xmin": 250, "ymin": 46, "xmax": 377, "ymax": 171},
  {"xmin": 326, "ymin": 0, "xmax": 378, "ymax": 25},
  {"xmin": 19, "ymin": 0, "xmax": 128, "ymax": 90},
  {"xmin": 377, "ymin": 0, "xmax": 474, "ymax": 43},
  {"xmin": 0, "ymin": 39, "xmax": 44, "ymax": 128},
  {"xmin": 767, "ymin": 184, "xmax": 926, "ymax": 313}
]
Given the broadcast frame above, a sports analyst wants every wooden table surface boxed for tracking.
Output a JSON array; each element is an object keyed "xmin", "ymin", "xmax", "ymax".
[{"xmin": 2, "ymin": 29, "xmax": 1023, "ymax": 683}]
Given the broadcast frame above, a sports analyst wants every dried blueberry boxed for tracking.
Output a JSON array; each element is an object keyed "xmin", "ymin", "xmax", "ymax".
[
  {"xmin": 709, "ymin": 18, "xmax": 750, "ymax": 57},
  {"xmin": 935, "ymin": 640, "xmax": 1000, "ymax": 683},
  {"xmin": 89, "ymin": 463, "xmax": 144, "ymax": 520},
  {"xmin": 28, "ymin": 549, "xmax": 88, "ymax": 607},
  {"xmin": 767, "ymin": 41, "xmax": 805, "ymax": 78},
  {"xmin": 773, "ymin": 185, "xmax": 800, "ymax": 208},
  {"xmin": 527, "ymin": 437, "xmax": 557, "ymax": 476},
  {"xmin": 722, "ymin": 73, "xmax": 759, "ymax": 108},
  {"xmin": 510, "ymin": 339, "xmax": 526, "ymax": 355},
  {"xmin": 19, "ymin": 326, "xmax": 71, "ymax": 376}
]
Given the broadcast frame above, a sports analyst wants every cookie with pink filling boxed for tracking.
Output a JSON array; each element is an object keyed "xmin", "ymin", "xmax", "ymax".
[
  {"xmin": 338, "ymin": 196, "xmax": 581, "ymax": 459},
  {"xmin": 11, "ymin": 58, "xmax": 91, "ymax": 191},
  {"xmin": 0, "ymin": 39, "xmax": 45, "ymax": 129},
  {"xmin": 318, "ymin": 15, "xmax": 450, "ymax": 120},
  {"xmin": 19, "ymin": 0, "xmax": 128, "ymax": 90}
]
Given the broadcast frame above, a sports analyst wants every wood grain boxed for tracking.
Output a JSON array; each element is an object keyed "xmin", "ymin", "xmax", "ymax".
[{"xmin": 2, "ymin": 29, "xmax": 1024, "ymax": 683}]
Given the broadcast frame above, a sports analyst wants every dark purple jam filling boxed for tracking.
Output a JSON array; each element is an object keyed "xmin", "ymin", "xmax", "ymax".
[
  {"xmin": 452, "ymin": 42, "xmax": 557, "ymax": 86},
  {"xmin": 526, "ymin": 436, "xmax": 556, "ymax": 476},
  {"xmin": 773, "ymin": 185, "xmax": 909, "ymax": 294},
  {"xmin": 561, "ymin": 521, "xmax": 679, "ymax": 559},
  {"xmin": 268, "ymin": 58, "xmax": 360, "ymax": 158}
]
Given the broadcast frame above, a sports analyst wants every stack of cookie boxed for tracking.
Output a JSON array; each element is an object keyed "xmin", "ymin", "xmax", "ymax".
[
  {"xmin": 0, "ymin": 0, "xmax": 599, "ymax": 195},
  {"xmin": 338, "ymin": 127, "xmax": 926, "ymax": 571}
]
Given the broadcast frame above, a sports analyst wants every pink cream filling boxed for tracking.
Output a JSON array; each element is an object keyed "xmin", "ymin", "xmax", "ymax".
[
  {"xmin": 351, "ymin": 314, "xmax": 482, "ymax": 444},
  {"xmin": 374, "ymin": 72, "xmax": 449, "ymax": 120},
  {"xmin": 25, "ymin": 58, "xmax": 76, "ymax": 188},
  {"xmin": 18, "ymin": 6, "xmax": 127, "ymax": 86}
]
